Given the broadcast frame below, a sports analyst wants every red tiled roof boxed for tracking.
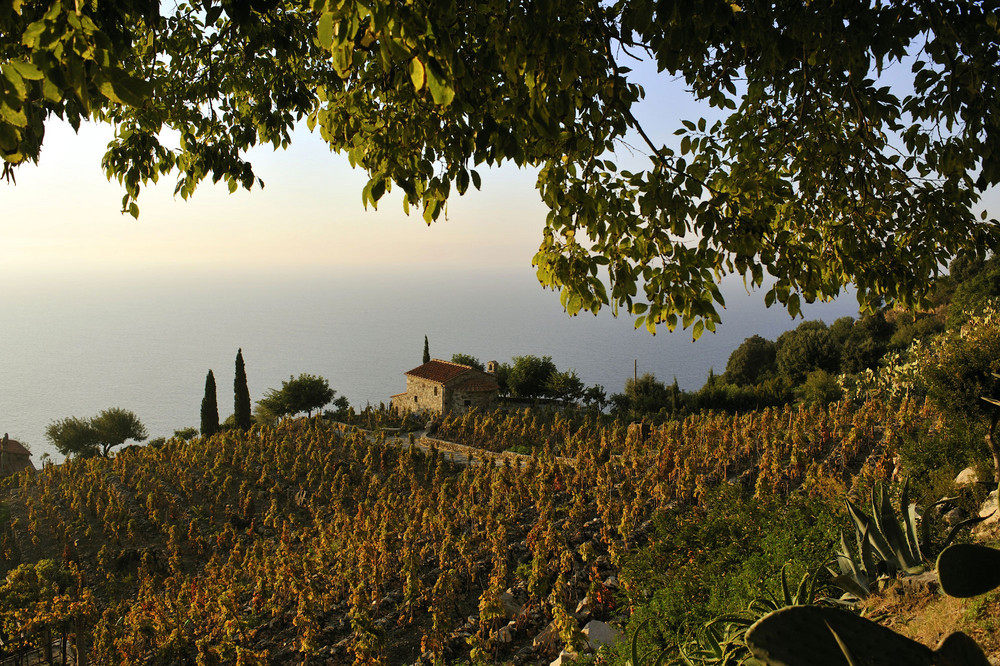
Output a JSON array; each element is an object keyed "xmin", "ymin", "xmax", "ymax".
[
  {"xmin": 0, "ymin": 438, "xmax": 30, "ymax": 457},
  {"xmin": 458, "ymin": 378, "xmax": 499, "ymax": 393},
  {"xmin": 404, "ymin": 359, "xmax": 473, "ymax": 384}
]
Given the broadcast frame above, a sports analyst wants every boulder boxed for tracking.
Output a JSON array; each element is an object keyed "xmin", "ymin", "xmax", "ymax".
[
  {"xmin": 980, "ymin": 490, "xmax": 999, "ymax": 526},
  {"xmin": 499, "ymin": 591, "xmax": 522, "ymax": 618},
  {"xmin": 943, "ymin": 507, "xmax": 966, "ymax": 526},
  {"xmin": 494, "ymin": 625, "xmax": 513, "ymax": 644},
  {"xmin": 893, "ymin": 571, "xmax": 940, "ymax": 597},
  {"xmin": 955, "ymin": 467, "xmax": 979, "ymax": 486},
  {"xmin": 533, "ymin": 622, "xmax": 559, "ymax": 650},
  {"xmin": 583, "ymin": 620, "xmax": 622, "ymax": 651},
  {"xmin": 550, "ymin": 650, "xmax": 578, "ymax": 666}
]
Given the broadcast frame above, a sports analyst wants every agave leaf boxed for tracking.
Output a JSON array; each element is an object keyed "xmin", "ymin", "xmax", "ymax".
[
  {"xmin": 874, "ymin": 483, "xmax": 912, "ymax": 568},
  {"xmin": 921, "ymin": 495, "xmax": 957, "ymax": 552},
  {"xmin": 830, "ymin": 573, "xmax": 871, "ymax": 600},
  {"xmin": 710, "ymin": 614, "xmax": 754, "ymax": 628},
  {"xmin": 905, "ymin": 502, "xmax": 922, "ymax": 565},
  {"xmin": 630, "ymin": 618, "xmax": 645, "ymax": 666},
  {"xmin": 780, "ymin": 563, "xmax": 792, "ymax": 606},
  {"xmin": 837, "ymin": 530, "xmax": 858, "ymax": 576},
  {"xmin": 703, "ymin": 623, "xmax": 723, "ymax": 655},
  {"xmin": 900, "ymin": 480, "xmax": 923, "ymax": 566},
  {"xmin": 804, "ymin": 561, "xmax": 830, "ymax": 606},
  {"xmin": 848, "ymin": 497, "xmax": 894, "ymax": 563},
  {"xmin": 794, "ymin": 570, "xmax": 810, "ymax": 605},
  {"xmin": 943, "ymin": 512, "xmax": 995, "ymax": 550},
  {"xmin": 859, "ymin": 523, "xmax": 876, "ymax": 579}
]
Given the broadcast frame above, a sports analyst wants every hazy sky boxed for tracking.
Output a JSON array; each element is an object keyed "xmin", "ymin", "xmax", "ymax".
[
  {"xmin": 0, "ymin": 58, "xmax": 712, "ymax": 282},
  {"xmin": 2, "ymin": 57, "xmax": 996, "ymax": 285},
  {"xmin": 1, "ymin": 120, "xmax": 553, "ymax": 276}
]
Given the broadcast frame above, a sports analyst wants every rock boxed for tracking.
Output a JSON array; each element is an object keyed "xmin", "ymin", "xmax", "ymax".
[
  {"xmin": 494, "ymin": 625, "xmax": 513, "ymax": 644},
  {"xmin": 583, "ymin": 620, "xmax": 622, "ymax": 651},
  {"xmin": 500, "ymin": 591, "xmax": 523, "ymax": 618},
  {"xmin": 944, "ymin": 507, "xmax": 966, "ymax": 526},
  {"xmin": 955, "ymin": 467, "xmax": 979, "ymax": 486},
  {"xmin": 980, "ymin": 490, "xmax": 999, "ymax": 525},
  {"xmin": 574, "ymin": 597, "xmax": 591, "ymax": 621},
  {"xmin": 603, "ymin": 575, "xmax": 619, "ymax": 589},
  {"xmin": 550, "ymin": 649, "xmax": 578, "ymax": 666},
  {"xmin": 533, "ymin": 622, "xmax": 559, "ymax": 650},
  {"xmin": 894, "ymin": 571, "xmax": 940, "ymax": 596},
  {"xmin": 513, "ymin": 645, "xmax": 536, "ymax": 665}
]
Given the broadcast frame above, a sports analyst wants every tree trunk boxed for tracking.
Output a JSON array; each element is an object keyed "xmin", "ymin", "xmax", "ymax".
[
  {"xmin": 987, "ymin": 430, "xmax": 1000, "ymax": 486},
  {"xmin": 73, "ymin": 619, "xmax": 88, "ymax": 666},
  {"xmin": 44, "ymin": 626, "xmax": 53, "ymax": 664}
]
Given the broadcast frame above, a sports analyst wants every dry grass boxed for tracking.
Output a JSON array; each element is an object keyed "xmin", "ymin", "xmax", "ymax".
[{"xmin": 863, "ymin": 567, "xmax": 1000, "ymax": 664}]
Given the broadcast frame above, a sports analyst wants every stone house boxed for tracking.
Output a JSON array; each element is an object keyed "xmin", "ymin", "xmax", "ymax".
[
  {"xmin": 391, "ymin": 359, "xmax": 499, "ymax": 416},
  {"xmin": 1, "ymin": 434, "xmax": 35, "ymax": 477}
]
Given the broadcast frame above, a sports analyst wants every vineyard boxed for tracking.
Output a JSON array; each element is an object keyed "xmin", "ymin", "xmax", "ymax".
[{"xmin": 0, "ymin": 397, "xmax": 941, "ymax": 664}]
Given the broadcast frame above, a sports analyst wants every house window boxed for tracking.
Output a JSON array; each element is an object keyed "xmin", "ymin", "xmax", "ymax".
[
  {"xmin": 413, "ymin": 396, "xmax": 418, "ymax": 403},
  {"xmin": 434, "ymin": 387, "xmax": 438, "ymax": 396},
  {"xmin": 464, "ymin": 399, "xmax": 471, "ymax": 407}
]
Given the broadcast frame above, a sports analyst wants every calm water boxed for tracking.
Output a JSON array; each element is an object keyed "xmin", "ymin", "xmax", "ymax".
[{"xmin": 1, "ymin": 266, "xmax": 859, "ymax": 462}]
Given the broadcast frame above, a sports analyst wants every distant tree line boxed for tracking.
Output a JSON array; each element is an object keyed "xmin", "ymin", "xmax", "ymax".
[
  {"xmin": 609, "ymin": 252, "xmax": 1000, "ymax": 421},
  {"xmin": 447, "ymin": 352, "xmax": 607, "ymax": 410}
]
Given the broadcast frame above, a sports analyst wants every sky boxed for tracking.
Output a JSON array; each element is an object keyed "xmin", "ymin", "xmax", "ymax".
[
  {"xmin": 0, "ymin": 55, "xmax": 716, "ymax": 282},
  {"xmin": 0, "ymin": 120, "xmax": 550, "ymax": 276},
  {"xmin": 2, "ymin": 44, "xmax": 997, "ymax": 307}
]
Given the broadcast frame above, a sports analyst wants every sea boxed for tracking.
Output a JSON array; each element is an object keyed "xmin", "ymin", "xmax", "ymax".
[{"xmin": 0, "ymin": 266, "xmax": 860, "ymax": 463}]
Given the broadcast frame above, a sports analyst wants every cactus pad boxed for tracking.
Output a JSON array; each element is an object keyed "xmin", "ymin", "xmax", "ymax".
[
  {"xmin": 746, "ymin": 605, "xmax": 933, "ymax": 666},
  {"xmin": 933, "ymin": 631, "xmax": 991, "ymax": 666},
  {"xmin": 936, "ymin": 543, "xmax": 1000, "ymax": 598}
]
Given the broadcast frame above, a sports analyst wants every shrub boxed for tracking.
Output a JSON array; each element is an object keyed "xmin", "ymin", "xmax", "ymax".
[{"xmin": 725, "ymin": 335, "xmax": 778, "ymax": 386}]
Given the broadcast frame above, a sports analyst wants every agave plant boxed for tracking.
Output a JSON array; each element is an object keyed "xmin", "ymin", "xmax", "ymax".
[
  {"xmin": 750, "ymin": 563, "xmax": 828, "ymax": 615},
  {"xmin": 627, "ymin": 565, "xmax": 828, "ymax": 666},
  {"xmin": 831, "ymin": 480, "xmax": 990, "ymax": 604},
  {"xmin": 846, "ymin": 481, "xmax": 923, "ymax": 574},
  {"xmin": 674, "ymin": 618, "xmax": 756, "ymax": 666},
  {"xmin": 829, "ymin": 481, "xmax": 922, "ymax": 603}
]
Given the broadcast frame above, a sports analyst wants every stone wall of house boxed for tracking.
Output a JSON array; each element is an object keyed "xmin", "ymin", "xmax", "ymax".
[
  {"xmin": 447, "ymin": 389, "xmax": 495, "ymax": 413},
  {"xmin": 393, "ymin": 376, "xmax": 446, "ymax": 414}
]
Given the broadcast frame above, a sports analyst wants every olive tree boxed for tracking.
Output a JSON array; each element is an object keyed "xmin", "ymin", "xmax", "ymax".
[
  {"xmin": 254, "ymin": 373, "xmax": 336, "ymax": 424},
  {"xmin": 46, "ymin": 408, "xmax": 147, "ymax": 458}
]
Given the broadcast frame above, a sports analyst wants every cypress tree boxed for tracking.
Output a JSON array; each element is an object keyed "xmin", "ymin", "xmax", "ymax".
[
  {"xmin": 234, "ymin": 348, "xmax": 251, "ymax": 430},
  {"xmin": 423, "ymin": 335, "xmax": 430, "ymax": 364},
  {"xmin": 200, "ymin": 370, "xmax": 219, "ymax": 436}
]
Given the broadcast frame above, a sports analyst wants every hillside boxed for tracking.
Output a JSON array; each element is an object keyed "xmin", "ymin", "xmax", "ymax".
[{"xmin": 0, "ymin": 397, "xmax": 939, "ymax": 665}]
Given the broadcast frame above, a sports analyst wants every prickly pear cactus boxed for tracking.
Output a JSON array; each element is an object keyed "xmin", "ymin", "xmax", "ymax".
[
  {"xmin": 746, "ymin": 605, "xmax": 934, "ymax": 666},
  {"xmin": 934, "ymin": 632, "xmax": 993, "ymax": 666},
  {"xmin": 936, "ymin": 543, "xmax": 1000, "ymax": 599}
]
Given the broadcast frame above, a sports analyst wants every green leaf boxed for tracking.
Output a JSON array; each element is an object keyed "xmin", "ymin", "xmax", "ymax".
[
  {"xmin": 425, "ymin": 60, "xmax": 454, "ymax": 106},
  {"xmin": 317, "ymin": 12, "xmax": 335, "ymax": 47},
  {"xmin": 0, "ymin": 103, "xmax": 27, "ymax": 128},
  {"xmin": 409, "ymin": 57, "xmax": 425, "ymax": 92},
  {"xmin": 9, "ymin": 60, "xmax": 43, "ymax": 81}
]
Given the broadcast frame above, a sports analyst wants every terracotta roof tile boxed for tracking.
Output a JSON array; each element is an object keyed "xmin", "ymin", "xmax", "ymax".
[
  {"xmin": 0, "ymin": 438, "xmax": 30, "ymax": 457},
  {"xmin": 404, "ymin": 359, "xmax": 473, "ymax": 384},
  {"xmin": 457, "ymin": 379, "xmax": 499, "ymax": 393}
]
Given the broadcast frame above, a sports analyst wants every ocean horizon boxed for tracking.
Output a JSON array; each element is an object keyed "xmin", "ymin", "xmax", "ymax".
[{"xmin": 1, "ymin": 265, "xmax": 860, "ymax": 462}]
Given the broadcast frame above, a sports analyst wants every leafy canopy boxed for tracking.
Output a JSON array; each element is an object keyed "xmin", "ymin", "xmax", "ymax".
[
  {"xmin": 45, "ymin": 407, "xmax": 148, "ymax": 458},
  {"xmin": 4, "ymin": 0, "xmax": 999, "ymax": 333},
  {"xmin": 255, "ymin": 373, "xmax": 336, "ymax": 423}
]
